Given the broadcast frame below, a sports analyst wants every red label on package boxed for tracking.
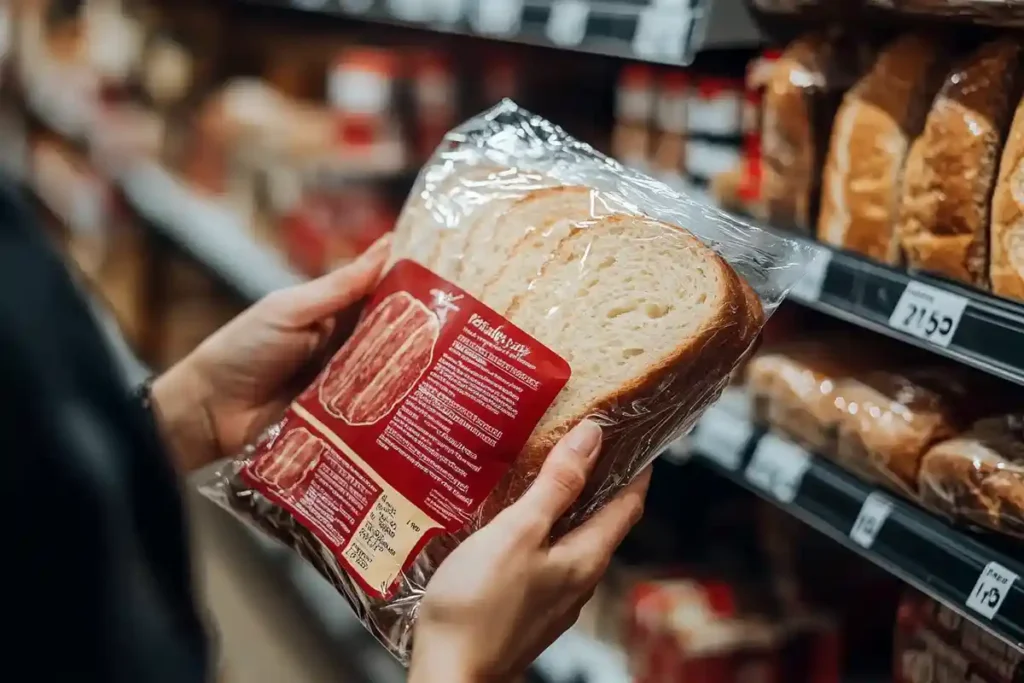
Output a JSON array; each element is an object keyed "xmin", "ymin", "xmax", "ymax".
[{"xmin": 240, "ymin": 260, "xmax": 571, "ymax": 599}]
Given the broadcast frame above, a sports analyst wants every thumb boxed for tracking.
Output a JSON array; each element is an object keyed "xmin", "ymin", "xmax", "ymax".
[{"xmin": 278, "ymin": 234, "xmax": 391, "ymax": 327}]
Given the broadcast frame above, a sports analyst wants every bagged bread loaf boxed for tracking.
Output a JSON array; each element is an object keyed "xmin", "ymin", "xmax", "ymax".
[
  {"xmin": 896, "ymin": 38, "xmax": 1024, "ymax": 287},
  {"xmin": 761, "ymin": 32, "xmax": 872, "ymax": 233},
  {"xmin": 200, "ymin": 101, "xmax": 814, "ymax": 663},
  {"xmin": 817, "ymin": 34, "xmax": 947, "ymax": 263},
  {"xmin": 918, "ymin": 414, "xmax": 1024, "ymax": 538},
  {"xmin": 746, "ymin": 339, "xmax": 886, "ymax": 456},
  {"xmin": 990, "ymin": 96, "xmax": 1024, "ymax": 303},
  {"xmin": 832, "ymin": 369, "xmax": 991, "ymax": 494}
]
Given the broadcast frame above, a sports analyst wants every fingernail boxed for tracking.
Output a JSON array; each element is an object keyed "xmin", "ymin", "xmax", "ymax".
[{"xmin": 564, "ymin": 420, "xmax": 602, "ymax": 458}]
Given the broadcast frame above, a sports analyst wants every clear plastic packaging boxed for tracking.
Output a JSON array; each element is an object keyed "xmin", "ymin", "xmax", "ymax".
[
  {"xmin": 918, "ymin": 414, "xmax": 1024, "ymax": 538},
  {"xmin": 200, "ymin": 100, "xmax": 815, "ymax": 663},
  {"xmin": 761, "ymin": 32, "xmax": 873, "ymax": 234},
  {"xmin": 830, "ymin": 368, "xmax": 998, "ymax": 496},
  {"xmin": 896, "ymin": 37, "xmax": 1023, "ymax": 288}
]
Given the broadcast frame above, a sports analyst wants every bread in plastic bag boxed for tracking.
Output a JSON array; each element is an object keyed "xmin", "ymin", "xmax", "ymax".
[
  {"xmin": 761, "ymin": 32, "xmax": 874, "ymax": 234},
  {"xmin": 832, "ymin": 368, "xmax": 1002, "ymax": 495},
  {"xmin": 199, "ymin": 100, "xmax": 816, "ymax": 663},
  {"xmin": 896, "ymin": 37, "xmax": 1024, "ymax": 287},
  {"xmin": 918, "ymin": 414, "xmax": 1024, "ymax": 538}
]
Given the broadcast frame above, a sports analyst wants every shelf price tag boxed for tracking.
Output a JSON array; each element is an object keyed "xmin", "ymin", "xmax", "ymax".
[
  {"xmin": 692, "ymin": 405, "xmax": 753, "ymax": 471},
  {"xmin": 887, "ymin": 281, "xmax": 967, "ymax": 348},
  {"xmin": 745, "ymin": 434, "xmax": 811, "ymax": 503},
  {"xmin": 849, "ymin": 492, "xmax": 893, "ymax": 549},
  {"xmin": 546, "ymin": 0, "xmax": 589, "ymax": 47},
  {"xmin": 789, "ymin": 249, "xmax": 832, "ymax": 303},
  {"xmin": 966, "ymin": 562, "xmax": 1019, "ymax": 619},
  {"xmin": 471, "ymin": 0, "xmax": 523, "ymax": 36}
]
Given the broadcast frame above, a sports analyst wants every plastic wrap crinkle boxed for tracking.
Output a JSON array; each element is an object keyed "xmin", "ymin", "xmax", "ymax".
[{"xmin": 200, "ymin": 100, "xmax": 814, "ymax": 663}]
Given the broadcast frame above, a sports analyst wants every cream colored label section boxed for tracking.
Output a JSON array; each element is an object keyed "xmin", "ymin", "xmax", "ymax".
[{"xmin": 292, "ymin": 404, "xmax": 443, "ymax": 594}]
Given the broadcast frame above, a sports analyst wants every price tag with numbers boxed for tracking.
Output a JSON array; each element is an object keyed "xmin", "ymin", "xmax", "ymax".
[
  {"xmin": 471, "ymin": 0, "xmax": 523, "ymax": 35},
  {"xmin": 546, "ymin": 0, "xmax": 589, "ymax": 47},
  {"xmin": 691, "ymin": 406, "xmax": 753, "ymax": 471},
  {"xmin": 849, "ymin": 493, "xmax": 893, "ymax": 548},
  {"xmin": 745, "ymin": 434, "xmax": 811, "ymax": 503},
  {"xmin": 966, "ymin": 562, "xmax": 1019, "ymax": 619},
  {"xmin": 789, "ymin": 249, "xmax": 832, "ymax": 303},
  {"xmin": 887, "ymin": 281, "xmax": 968, "ymax": 348}
]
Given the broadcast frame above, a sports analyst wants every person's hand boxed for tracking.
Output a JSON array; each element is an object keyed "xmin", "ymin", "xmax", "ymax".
[
  {"xmin": 409, "ymin": 420, "xmax": 652, "ymax": 683},
  {"xmin": 152, "ymin": 235, "xmax": 390, "ymax": 472}
]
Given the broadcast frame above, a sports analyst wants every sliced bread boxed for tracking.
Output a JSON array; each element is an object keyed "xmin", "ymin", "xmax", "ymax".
[{"xmin": 477, "ymin": 213, "xmax": 762, "ymax": 518}]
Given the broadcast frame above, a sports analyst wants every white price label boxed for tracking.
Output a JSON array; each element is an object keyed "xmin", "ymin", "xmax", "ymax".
[
  {"xmin": 472, "ymin": 0, "xmax": 523, "ymax": 35},
  {"xmin": 745, "ymin": 434, "xmax": 811, "ymax": 503},
  {"xmin": 887, "ymin": 281, "xmax": 967, "ymax": 348},
  {"xmin": 966, "ymin": 562, "xmax": 1019, "ymax": 619},
  {"xmin": 849, "ymin": 493, "xmax": 893, "ymax": 549},
  {"xmin": 789, "ymin": 249, "xmax": 832, "ymax": 303},
  {"xmin": 691, "ymin": 406, "xmax": 753, "ymax": 471},
  {"xmin": 546, "ymin": 0, "xmax": 589, "ymax": 47},
  {"xmin": 631, "ymin": 0, "xmax": 690, "ymax": 62}
]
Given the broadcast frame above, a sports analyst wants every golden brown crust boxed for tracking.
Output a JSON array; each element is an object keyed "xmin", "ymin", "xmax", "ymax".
[
  {"xmin": 990, "ymin": 96, "xmax": 1024, "ymax": 302},
  {"xmin": 897, "ymin": 38, "xmax": 1024, "ymax": 287},
  {"xmin": 817, "ymin": 34, "xmax": 946, "ymax": 263}
]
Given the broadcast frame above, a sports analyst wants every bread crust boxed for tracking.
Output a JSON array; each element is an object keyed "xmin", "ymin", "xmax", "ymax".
[
  {"xmin": 817, "ymin": 34, "xmax": 946, "ymax": 263},
  {"xmin": 990, "ymin": 96, "xmax": 1024, "ymax": 302},
  {"xmin": 897, "ymin": 38, "xmax": 1024, "ymax": 287}
]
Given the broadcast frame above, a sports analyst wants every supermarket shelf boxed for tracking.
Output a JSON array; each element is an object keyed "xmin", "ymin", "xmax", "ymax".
[
  {"xmin": 783, "ymin": 238, "xmax": 1024, "ymax": 388},
  {"xmin": 120, "ymin": 164, "xmax": 305, "ymax": 301},
  {"xmin": 684, "ymin": 402, "xmax": 1024, "ymax": 653},
  {"xmin": 245, "ymin": 0, "xmax": 761, "ymax": 65}
]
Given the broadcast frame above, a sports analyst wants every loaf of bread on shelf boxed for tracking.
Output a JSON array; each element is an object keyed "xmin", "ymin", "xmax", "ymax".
[
  {"xmin": 832, "ymin": 369, "xmax": 987, "ymax": 494},
  {"xmin": 746, "ymin": 339, "xmax": 884, "ymax": 456},
  {"xmin": 896, "ymin": 37, "xmax": 1024, "ymax": 287},
  {"xmin": 990, "ymin": 96, "xmax": 1024, "ymax": 303},
  {"xmin": 817, "ymin": 34, "xmax": 947, "ymax": 263},
  {"xmin": 918, "ymin": 414, "xmax": 1024, "ymax": 538},
  {"xmin": 761, "ymin": 32, "xmax": 871, "ymax": 234}
]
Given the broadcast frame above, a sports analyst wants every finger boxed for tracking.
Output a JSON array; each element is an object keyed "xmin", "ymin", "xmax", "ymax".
[
  {"xmin": 507, "ymin": 420, "xmax": 603, "ymax": 531},
  {"xmin": 276, "ymin": 234, "xmax": 391, "ymax": 327},
  {"xmin": 547, "ymin": 466, "xmax": 651, "ymax": 583}
]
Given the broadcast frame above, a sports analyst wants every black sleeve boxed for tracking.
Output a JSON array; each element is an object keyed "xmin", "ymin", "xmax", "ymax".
[{"xmin": 1, "ymin": 183, "xmax": 210, "ymax": 682}]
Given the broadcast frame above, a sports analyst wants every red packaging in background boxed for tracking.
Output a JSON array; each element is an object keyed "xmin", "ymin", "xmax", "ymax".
[
  {"xmin": 328, "ymin": 47, "xmax": 399, "ymax": 149},
  {"xmin": 612, "ymin": 63, "xmax": 655, "ymax": 168}
]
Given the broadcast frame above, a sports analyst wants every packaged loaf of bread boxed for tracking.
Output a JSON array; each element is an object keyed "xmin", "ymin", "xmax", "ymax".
[
  {"xmin": 746, "ymin": 339, "xmax": 884, "ymax": 456},
  {"xmin": 832, "ymin": 368, "xmax": 993, "ymax": 495},
  {"xmin": 918, "ymin": 414, "xmax": 1024, "ymax": 538},
  {"xmin": 761, "ymin": 32, "xmax": 872, "ymax": 234},
  {"xmin": 990, "ymin": 96, "xmax": 1024, "ymax": 303},
  {"xmin": 896, "ymin": 37, "xmax": 1024, "ymax": 287},
  {"xmin": 817, "ymin": 34, "xmax": 948, "ymax": 263},
  {"xmin": 200, "ymin": 101, "xmax": 814, "ymax": 663}
]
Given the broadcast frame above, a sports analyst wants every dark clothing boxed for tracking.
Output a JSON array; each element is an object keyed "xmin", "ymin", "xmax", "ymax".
[{"xmin": 2, "ymin": 184, "xmax": 209, "ymax": 681}]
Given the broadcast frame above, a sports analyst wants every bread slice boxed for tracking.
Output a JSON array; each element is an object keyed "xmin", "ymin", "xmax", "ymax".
[
  {"xmin": 990, "ymin": 96, "xmax": 1024, "ymax": 302},
  {"xmin": 473, "ymin": 186, "xmax": 634, "ymax": 312},
  {"xmin": 473, "ymin": 213, "xmax": 762, "ymax": 519},
  {"xmin": 817, "ymin": 33, "xmax": 946, "ymax": 263}
]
